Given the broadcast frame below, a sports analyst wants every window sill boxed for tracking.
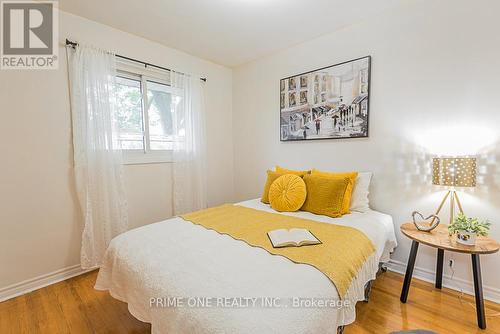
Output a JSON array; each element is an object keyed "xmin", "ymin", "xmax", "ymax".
[{"xmin": 122, "ymin": 150, "xmax": 173, "ymax": 165}]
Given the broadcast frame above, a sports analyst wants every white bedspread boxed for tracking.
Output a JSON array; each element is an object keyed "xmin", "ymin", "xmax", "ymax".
[{"xmin": 95, "ymin": 199, "xmax": 397, "ymax": 334}]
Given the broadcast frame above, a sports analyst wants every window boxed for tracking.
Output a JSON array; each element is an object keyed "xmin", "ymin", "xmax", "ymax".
[
  {"xmin": 115, "ymin": 76, "xmax": 144, "ymax": 150},
  {"xmin": 115, "ymin": 62, "xmax": 175, "ymax": 164},
  {"xmin": 147, "ymin": 81, "xmax": 174, "ymax": 150}
]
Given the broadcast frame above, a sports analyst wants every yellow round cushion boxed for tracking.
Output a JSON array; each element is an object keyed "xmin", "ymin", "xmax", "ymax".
[{"xmin": 268, "ymin": 174, "xmax": 307, "ymax": 212}]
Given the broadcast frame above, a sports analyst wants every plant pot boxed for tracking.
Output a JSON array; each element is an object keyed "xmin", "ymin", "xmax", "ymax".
[{"xmin": 456, "ymin": 230, "xmax": 477, "ymax": 246}]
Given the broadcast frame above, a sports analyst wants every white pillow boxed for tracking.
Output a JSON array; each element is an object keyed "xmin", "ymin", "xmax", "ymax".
[{"xmin": 350, "ymin": 172, "xmax": 372, "ymax": 213}]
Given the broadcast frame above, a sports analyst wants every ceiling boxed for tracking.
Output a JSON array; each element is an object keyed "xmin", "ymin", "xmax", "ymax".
[{"xmin": 59, "ymin": 0, "xmax": 406, "ymax": 67}]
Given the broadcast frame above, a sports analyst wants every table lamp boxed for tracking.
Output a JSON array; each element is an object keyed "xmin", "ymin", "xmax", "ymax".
[{"xmin": 432, "ymin": 157, "xmax": 477, "ymax": 224}]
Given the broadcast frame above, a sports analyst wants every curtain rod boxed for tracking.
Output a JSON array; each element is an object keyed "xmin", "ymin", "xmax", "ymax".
[{"xmin": 65, "ymin": 39, "xmax": 207, "ymax": 82}]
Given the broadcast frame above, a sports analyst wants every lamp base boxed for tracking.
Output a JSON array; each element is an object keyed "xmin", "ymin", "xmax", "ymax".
[{"xmin": 433, "ymin": 190, "xmax": 464, "ymax": 226}]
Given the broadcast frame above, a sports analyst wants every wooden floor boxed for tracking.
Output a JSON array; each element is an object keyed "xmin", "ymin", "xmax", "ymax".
[{"xmin": 1, "ymin": 270, "xmax": 500, "ymax": 334}]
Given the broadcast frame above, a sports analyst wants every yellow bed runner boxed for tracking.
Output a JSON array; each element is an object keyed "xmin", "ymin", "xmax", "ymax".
[{"xmin": 181, "ymin": 204, "xmax": 375, "ymax": 298}]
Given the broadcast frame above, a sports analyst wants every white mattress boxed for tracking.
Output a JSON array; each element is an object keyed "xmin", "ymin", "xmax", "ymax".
[{"xmin": 95, "ymin": 199, "xmax": 397, "ymax": 334}]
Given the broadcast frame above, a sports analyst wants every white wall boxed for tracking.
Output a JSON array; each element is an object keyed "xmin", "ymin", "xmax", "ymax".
[
  {"xmin": 0, "ymin": 11, "xmax": 233, "ymax": 291},
  {"xmin": 233, "ymin": 0, "xmax": 500, "ymax": 300}
]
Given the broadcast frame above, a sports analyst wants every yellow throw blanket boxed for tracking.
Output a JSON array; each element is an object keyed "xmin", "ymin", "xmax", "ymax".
[{"xmin": 181, "ymin": 204, "xmax": 375, "ymax": 298}]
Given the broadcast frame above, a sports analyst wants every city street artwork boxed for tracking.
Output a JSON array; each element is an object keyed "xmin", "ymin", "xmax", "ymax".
[{"xmin": 280, "ymin": 56, "xmax": 370, "ymax": 141}]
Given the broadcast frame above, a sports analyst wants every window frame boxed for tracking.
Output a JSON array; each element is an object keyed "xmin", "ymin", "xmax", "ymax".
[{"xmin": 116, "ymin": 60, "xmax": 174, "ymax": 165}]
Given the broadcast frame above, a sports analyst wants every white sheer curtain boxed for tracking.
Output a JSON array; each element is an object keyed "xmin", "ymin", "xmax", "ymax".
[
  {"xmin": 68, "ymin": 45, "xmax": 128, "ymax": 269},
  {"xmin": 171, "ymin": 71, "xmax": 207, "ymax": 215}
]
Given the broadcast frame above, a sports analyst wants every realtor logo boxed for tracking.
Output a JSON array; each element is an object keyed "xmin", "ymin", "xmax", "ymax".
[{"xmin": 1, "ymin": 1, "xmax": 58, "ymax": 69}]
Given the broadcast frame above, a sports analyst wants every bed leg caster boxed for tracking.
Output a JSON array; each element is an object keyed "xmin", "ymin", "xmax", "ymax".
[
  {"xmin": 337, "ymin": 325, "xmax": 345, "ymax": 334},
  {"xmin": 379, "ymin": 263, "xmax": 388, "ymax": 273},
  {"xmin": 364, "ymin": 280, "xmax": 373, "ymax": 302}
]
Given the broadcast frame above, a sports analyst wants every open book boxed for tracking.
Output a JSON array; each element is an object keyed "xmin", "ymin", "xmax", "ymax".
[{"xmin": 267, "ymin": 228, "xmax": 321, "ymax": 248}]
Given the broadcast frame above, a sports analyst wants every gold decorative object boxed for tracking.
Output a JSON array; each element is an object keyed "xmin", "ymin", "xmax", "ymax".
[
  {"xmin": 432, "ymin": 157, "xmax": 477, "ymax": 225},
  {"xmin": 412, "ymin": 211, "xmax": 441, "ymax": 232}
]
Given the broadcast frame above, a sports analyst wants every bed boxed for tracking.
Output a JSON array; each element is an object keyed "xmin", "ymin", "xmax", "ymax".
[{"xmin": 95, "ymin": 199, "xmax": 397, "ymax": 334}]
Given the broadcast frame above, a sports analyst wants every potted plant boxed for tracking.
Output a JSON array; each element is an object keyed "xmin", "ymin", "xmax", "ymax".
[{"xmin": 448, "ymin": 213, "xmax": 491, "ymax": 245}]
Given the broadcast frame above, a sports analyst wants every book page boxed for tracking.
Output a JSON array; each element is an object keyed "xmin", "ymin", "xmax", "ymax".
[
  {"xmin": 268, "ymin": 228, "xmax": 320, "ymax": 247},
  {"xmin": 290, "ymin": 229, "xmax": 319, "ymax": 244},
  {"xmin": 268, "ymin": 229, "xmax": 289, "ymax": 247}
]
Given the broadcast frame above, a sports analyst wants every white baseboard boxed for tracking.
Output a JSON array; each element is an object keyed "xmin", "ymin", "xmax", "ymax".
[
  {"xmin": 387, "ymin": 259, "xmax": 500, "ymax": 304},
  {"xmin": 0, "ymin": 264, "xmax": 92, "ymax": 303}
]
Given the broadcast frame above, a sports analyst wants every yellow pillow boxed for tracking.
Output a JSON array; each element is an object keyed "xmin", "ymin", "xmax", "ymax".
[
  {"xmin": 301, "ymin": 174, "xmax": 350, "ymax": 218},
  {"xmin": 261, "ymin": 168, "xmax": 309, "ymax": 204},
  {"xmin": 311, "ymin": 169, "xmax": 358, "ymax": 214},
  {"xmin": 276, "ymin": 166, "xmax": 310, "ymax": 177},
  {"xmin": 261, "ymin": 170, "xmax": 283, "ymax": 204},
  {"xmin": 268, "ymin": 174, "xmax": 307, "ymax": 212}
]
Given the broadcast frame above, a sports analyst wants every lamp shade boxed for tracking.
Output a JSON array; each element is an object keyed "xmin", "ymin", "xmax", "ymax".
[{"xmin": 432, "ymin": 157, "xmax": 476, "ymax": 187}]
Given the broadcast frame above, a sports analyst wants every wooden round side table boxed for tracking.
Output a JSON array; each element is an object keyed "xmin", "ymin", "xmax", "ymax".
[{"xmin": 399, "ymin": 223, "xmax": 499, "ymax": 329}]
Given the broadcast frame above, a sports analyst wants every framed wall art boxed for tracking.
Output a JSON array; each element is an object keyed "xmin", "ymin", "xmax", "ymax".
[{"xmin": 280, "ymin": 56, "xmax": 371, "ymax": 141}]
